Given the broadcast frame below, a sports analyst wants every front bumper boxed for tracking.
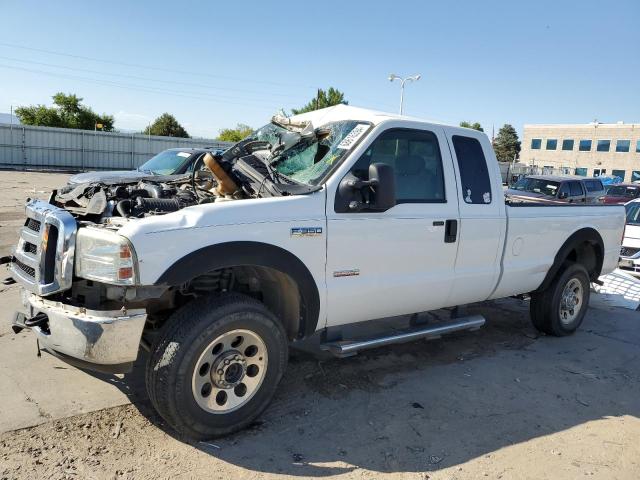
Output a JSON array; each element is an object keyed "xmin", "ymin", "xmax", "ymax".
[{"xmin": 14, "ymin": 293, "xmax": 146, "ymax": 373}]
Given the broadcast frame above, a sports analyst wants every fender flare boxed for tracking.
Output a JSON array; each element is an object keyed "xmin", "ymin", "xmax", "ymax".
[
  {"xmin": 536, "ymin": 227, "xmax": 604, "ymax": 292},
  {"xmin": 154, "ymin": 241, "xmax": 321, "ymax": 337}
]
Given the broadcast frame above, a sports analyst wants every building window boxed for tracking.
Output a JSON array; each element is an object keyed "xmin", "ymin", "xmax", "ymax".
[
  {"xmin": 632, "ymin": 171, "xmax": 640, "ymax": 182},
  {"xmin": 579, "ymin": 139, "xmax": 592, "ymax": 151},
  {"xmin": 616, "ymin": 140, "xmax": 630, "ymax": 152},
  {"xmin": 531, "ymin": 138, "xmax": 542, "ymax": 150},
  {"xmin": 562, "ymin": 139, "xmax": 574, "ymax": 151},
  {"xmin": 546, "ymin": 139, "xmax": 557, "ymax": 150},
  {"xmin": 575, "ymin": 167, "xmax": 587, "ymax": 176},
  {"xmin": 593, "ymin": 169, "xmax": 607, "ymax": 177},
  {"xmin": 612, "ymin": 169, "xmax": 626, "ymax": 181},
  {"xmin": 597, "ymin": 140, "xmax": 610, "ymax": 152},
  {"xmin": 636, "ymin": 140, "xmax": 640, "ymax": 153}
]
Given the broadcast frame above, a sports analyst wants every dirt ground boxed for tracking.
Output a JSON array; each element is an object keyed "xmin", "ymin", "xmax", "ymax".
[{"xmin": 0, "ymin": 170, "xmax": 639, "ymax": 480}]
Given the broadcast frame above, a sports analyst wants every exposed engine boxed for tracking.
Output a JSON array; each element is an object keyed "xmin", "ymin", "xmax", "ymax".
[{"xmin": 52, "ymin": 152, "xmax": 244, "ymax": 221}]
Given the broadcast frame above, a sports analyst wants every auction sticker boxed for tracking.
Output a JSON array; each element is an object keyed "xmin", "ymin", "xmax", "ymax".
[{"xmin": 337, "ymin": 124, "xmax": 369, "ymax": 149}]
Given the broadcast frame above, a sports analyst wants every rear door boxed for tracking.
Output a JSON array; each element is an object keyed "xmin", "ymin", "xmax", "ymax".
[
  {"xmin": 444, "ymin": 131, "xmax": 506, "ymax": 305},
  {"xmin": 569, "ymin": 181, "xmax": 586, "ymax": 203},
  {"xmin": 325, "ymin": 124, "xmax": 460, "ymax": 327}
]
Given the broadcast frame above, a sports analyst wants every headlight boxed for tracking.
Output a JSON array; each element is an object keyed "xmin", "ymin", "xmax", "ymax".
[{"xmin": 75, "ymin": 228, "xmax": 138, "ymax": 285}]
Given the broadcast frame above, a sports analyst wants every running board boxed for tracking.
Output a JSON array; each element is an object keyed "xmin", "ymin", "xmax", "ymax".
[{"xmin": 321, "ymin": 315, "xmax": 486, "ymax": 358}]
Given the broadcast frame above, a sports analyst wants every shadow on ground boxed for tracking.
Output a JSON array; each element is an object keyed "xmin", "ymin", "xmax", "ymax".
[{"xmin": 87, "ymin": 297, "xmax": 640, "ymax": 477}]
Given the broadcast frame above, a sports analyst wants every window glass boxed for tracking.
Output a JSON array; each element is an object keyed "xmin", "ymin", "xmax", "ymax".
[
  {"xmin": 569, "ymin": 181, "xmax": 584, "ymax": 196},
  {"xmin": 579, "ymin": 140, "xmax": 592, "ymax": 151},
  {"xmin": 636, "ymin": 140, "xmax": 640, "ymax": 153},
  {"xmin": 575, "ymin": 167, "xmax": 587, "ymax": 176},
  {"xmin": 452, "ymin": 136, "xmax": 492, "ymax": 204},
  {"xmin": 612, "ymin": 169, "xmax": 626, "ymax": 181},
  {"xmin": 608, "ymin": 185, "xmax": 640, "ymax": 198},
  {"xmin": 139, "ymin": 150, "xmax": 193, "ymax": 175},
  {"xmin": 616, "ymin": 140, "xmax": 630, "ymax": 152},
  {"xmin": 562, "ymin": 139, "xmax": 574, "ymax": 151},
  {"xmin": 546, "ymin": 139, "xmax": 557, "ymax": 150},
  {"xmin": 632, "ymin": 171, "xmax": 640, "ymax": 182},
  {"xmin": 531, "ymin": 138, "xmax": 542, "ymax": 149},
  {"xmin": 597, "ymin": 140, "xmax": 611, "ymax": 152},
  {"xmin": 558, "ymin": 183, "xmax": 571, "ymax": 198},
  {"xmin": 352, "ymin": 129, "xmax": 445, "ymax": 203},
  {"xmin": 626, "ymin": 203, "xmax": 640, "ymax": 226},
  {"xmin": 513, "ymin": 177, "xmax": 559, "ymax": 196},
  {"xmin": 593, "ymin": 169, "xmax": 606, "ymax": 177},
  {"xmin": 584, "ymin": 179, "xmax": 603, "ymax": 192}
]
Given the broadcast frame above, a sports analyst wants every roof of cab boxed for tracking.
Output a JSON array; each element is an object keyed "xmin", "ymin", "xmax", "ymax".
[{"xmin": 527, "ymin": 174, "xmax": 601, "ymax": 183}]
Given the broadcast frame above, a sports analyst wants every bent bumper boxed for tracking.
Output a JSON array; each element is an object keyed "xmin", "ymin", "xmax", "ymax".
[{"xmin": 15, "ymin": 293, "xmax": 146, "ymax": 373}]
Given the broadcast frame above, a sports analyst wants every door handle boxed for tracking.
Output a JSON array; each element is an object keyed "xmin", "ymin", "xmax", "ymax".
[
  {"xmin": 432, "ymin": 221, "xmax": 445, "ymax": 226},
  {"xmin": 444, "ymin": 219, "xmax": 458, "ymax": 243}
]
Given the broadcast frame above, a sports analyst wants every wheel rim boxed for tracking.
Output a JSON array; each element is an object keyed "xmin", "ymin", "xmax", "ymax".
[
  {"xmin": 191, "ymin": 329, "xmax": 268, "ymax": 414},
  {"xmin": 559, "ymin": 277, "xmax": 583, "ymax": 326}
]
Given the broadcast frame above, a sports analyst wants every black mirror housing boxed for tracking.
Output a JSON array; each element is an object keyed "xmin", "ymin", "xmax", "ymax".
[{"xmin": 369, "ymin": 163, "xmax": 395, "ymax": 211}]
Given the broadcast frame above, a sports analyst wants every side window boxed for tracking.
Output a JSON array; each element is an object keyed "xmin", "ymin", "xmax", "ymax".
[
  {"xmin": 558, "ymin": 183, "xmax": 571, "ymax": 198},
  {"xmin": 452, "ymin": 135, "xmax": 492, "ymax": 204},
  {"xmin": 353, "ymin": 129, "xmax": 446, "ymax": 203},
  {"xmin": 569, "ymin": 181, "xmax": 584, "ymax": 196}
]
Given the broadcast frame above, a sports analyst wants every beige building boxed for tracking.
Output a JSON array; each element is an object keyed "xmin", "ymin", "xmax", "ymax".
[{"xmin": 520, "ymin": 122, "xmax": 640, "ymax": 182}]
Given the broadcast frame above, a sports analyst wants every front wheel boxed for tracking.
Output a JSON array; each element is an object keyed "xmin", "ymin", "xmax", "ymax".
[
  {"xmin": 530, "ymin": 263, "xmax": 591, "ymax": 336},
  {"xmin": 146, "ymin": 293, "xmax": 288, "ymax": 439}
]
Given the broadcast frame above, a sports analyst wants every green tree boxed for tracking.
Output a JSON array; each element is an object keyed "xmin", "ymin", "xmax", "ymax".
[
  {"xmin": 492, "ymin": 124, "xmax": 521, "ymax": 161},
  {"xmin": 459, "ymin": 121, "xmax": 484, "ymax": 132},
  {"xmin": 291, "ymin": 87, "xmax": 348, "ymax": 115},
  {"xmin": 15, "ymin": 92, "xmax": 114, "ymax": 131},
  {"xmin": 143, "ymin": 113, "xmax": 189, "ymax": 138},
  {"xmin": 217, "ymin": 123, "xmax": 253, "ymax": 142}
]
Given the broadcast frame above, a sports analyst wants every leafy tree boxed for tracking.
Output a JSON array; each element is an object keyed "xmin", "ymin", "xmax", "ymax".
[
  {"xmin": 15, "ymin": 92, "xmax": 114, "ymax": 131},
  {"xmin": 492, "ymin": 124, "xmax": 521, "ymax": 161},
  {"xmin": 217, "ymin": 123, "xmax": 253, "ymax": 142},
  {"xmin": 459, "ymin": 121, "xmax": 484, "ymax": 132},
  {"xmin": 291, "ymin": 87, "xmax": 348, "ymax": 115},
  {"xmin": 143, "ymin": 113, "xmax": 189, "ymax": 138}
]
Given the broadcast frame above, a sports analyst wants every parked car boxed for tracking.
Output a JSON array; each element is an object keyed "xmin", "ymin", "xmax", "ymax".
[
  {"xmin": 6, "ymin": 105, "xmax": 625, "ymax": 439},
  {"xmin": 619, "ymin": 199, "xmax": 640, "ymax": 276},
  {"xmin": 68, "ymin": 147, "xmax": 225, "ymax": 184},
  {"xmin": 601, "ymin": 183, "xmax": 640, "ymax": 205},
  {"xmin": 506, "ymin": 175, "xmax": 605, "ymax": 204}
]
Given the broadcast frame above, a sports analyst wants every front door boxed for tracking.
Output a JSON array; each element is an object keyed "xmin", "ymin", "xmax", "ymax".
[{"xmin": 325, "ymin": 126, "xmax": 460, "ymax": 327}]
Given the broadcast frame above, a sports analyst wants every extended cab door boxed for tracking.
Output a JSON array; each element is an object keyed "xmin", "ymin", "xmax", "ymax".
[
  {"xmin": 443, "ymin": 130, "xmax": 506, "ymax": 305},
  {"xmin": 325, "ymin": 124, "xmax": 460, "ymax": 327}
]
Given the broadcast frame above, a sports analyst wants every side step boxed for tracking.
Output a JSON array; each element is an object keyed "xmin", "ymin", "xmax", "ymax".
[{"xmin": 321, "ymin": 315, "xmax": 486, "ymax": 358}]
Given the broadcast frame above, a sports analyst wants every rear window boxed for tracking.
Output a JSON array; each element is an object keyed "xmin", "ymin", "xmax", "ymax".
[
  {"xmin": 513, "ymin": 177, "xmax": 560, "ymax": 197},
  {"xmin": 452, "ymin": 136, "xmax": 492, "ymax": 204}
]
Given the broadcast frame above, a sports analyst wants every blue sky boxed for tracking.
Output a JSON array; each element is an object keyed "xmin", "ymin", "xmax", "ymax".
[{"xmin": 1, "ymin": 0, "xmax": 638, "ymax": 138}]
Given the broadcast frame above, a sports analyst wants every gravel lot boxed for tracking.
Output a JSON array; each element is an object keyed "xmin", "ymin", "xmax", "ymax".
[{"xmin": 0, "ymin": 170, "xmax": 639, "ymax": 480}]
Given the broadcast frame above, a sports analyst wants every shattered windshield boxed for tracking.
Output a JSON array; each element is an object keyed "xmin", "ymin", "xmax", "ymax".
[
  {"xmin": 251, "ymin": 120, "xmax": 371, "ymax": 185},
  {"xmin": 139, "ymin": 150, "xmax": 192, "ymax": 175}
]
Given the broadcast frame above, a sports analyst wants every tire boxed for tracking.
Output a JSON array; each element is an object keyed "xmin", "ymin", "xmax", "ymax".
[
  {"xmin": 146, "ymin": 293, "xmax": 288, "ymax": 439},
  {"xmin": 530, "ymin": 263, "xmax": 591, "ymax": 336}
]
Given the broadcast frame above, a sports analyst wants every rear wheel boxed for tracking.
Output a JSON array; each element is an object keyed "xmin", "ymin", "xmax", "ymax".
[
  {"xmin": 530, "ymin": 263, "xmax": 590, "ymax": 336},
  {"xmin": 146, "ymin": 293, "xmax": 288, "ymax": 439}
]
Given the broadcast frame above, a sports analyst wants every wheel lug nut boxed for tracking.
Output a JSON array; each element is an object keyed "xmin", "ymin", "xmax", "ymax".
[{"xmin": 217, "ymin": 369, "xmax": 223, "ymax": 375}]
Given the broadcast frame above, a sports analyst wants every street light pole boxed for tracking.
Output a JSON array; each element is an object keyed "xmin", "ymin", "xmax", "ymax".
[{"xmin": 388, "ymin": 73, "xmax": 421, "ymax": 115}]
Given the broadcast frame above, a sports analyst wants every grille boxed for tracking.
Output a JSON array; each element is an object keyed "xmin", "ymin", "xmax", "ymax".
[
  {"xmin": 13, "ymin": 258, "xmax": 35, "ymax": 278},
  {"xmin": 23, "ymin": 242, "xmax": 37, "ymax": 255},
  {"xmin": 25, "ymin": 218, "xmax": 41, "ymax": 232},
  {"xmin": 9, "ymin": 199, "xmax": 77, "ymax": 295},
  {"xmin": 620, "ymin": 246, "xmax": 640, "ymax": 257}
]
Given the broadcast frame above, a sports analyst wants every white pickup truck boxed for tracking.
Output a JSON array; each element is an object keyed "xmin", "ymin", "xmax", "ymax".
[{"xmin": 5, "ymin": 105, "xmax": 625, "ymax": 439}]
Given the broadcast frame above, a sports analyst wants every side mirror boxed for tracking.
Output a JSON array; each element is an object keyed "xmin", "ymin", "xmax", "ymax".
[
  {"xmin": 368, "ymin": 163, "xmax": 396, "ymax": 211},
  {"xmin": 337, "ymin": 163, "xmax": 396, "ymax": 212}
]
